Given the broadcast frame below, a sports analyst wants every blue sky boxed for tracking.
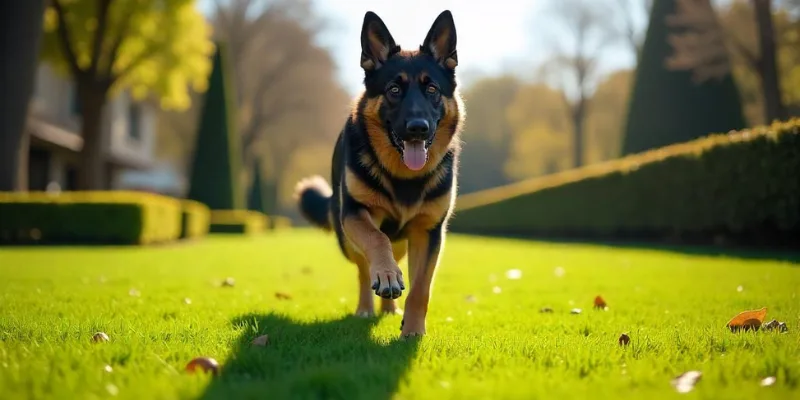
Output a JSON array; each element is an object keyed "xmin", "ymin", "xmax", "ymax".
[{"xmin": 200, "ymin": 0, "xmax": 649, "ymax": 96}]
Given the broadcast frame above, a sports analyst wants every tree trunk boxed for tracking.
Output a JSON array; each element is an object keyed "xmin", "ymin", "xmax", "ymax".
[
  {"xmin": 77, "ymin": 85, "xmax": 108, "ymax": 190},
  {"xmin": 753, "ymin": 0, "xmax": 787, "ymax": 122},
  {"xmin": 572, "ymin": 100, "xmax": 586, "ymax": 168},
  {"xmin": 0, "ymin": 0, "xmax": 46, "ymax": 191}
]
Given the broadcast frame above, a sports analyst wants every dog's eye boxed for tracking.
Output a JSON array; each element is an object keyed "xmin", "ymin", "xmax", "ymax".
[
  {"xmin": 387, "ymin": 85, "xmax": 401, "ymax": 96},
  {"xmin": 427, "ymin": 84, "xmax": 439, "ymax": 94}
]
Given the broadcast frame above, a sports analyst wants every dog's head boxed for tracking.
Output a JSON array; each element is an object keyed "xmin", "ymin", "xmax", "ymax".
[{"xmin": 359, "ymin": 10, "xmax": 461, "ymax": 172}]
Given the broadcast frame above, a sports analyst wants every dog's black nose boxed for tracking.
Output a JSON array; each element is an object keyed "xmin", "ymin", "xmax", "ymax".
[{"xmin": 405, "ymin": 119, "xmax": 430, "ymax": 136}]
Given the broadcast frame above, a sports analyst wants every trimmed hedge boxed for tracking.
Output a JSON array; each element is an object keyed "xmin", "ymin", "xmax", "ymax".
[
  {"xmin": 270, "ymin": 216, "xmax": 292, "ymax": 230},
  {"xmin": 180, "ymin": 199, "xmax": 210, "ymax": 239},
  {"xmin": 450, "ymin": 119, "xmax": 800, "ymax": 247},
  {"xmin": 0, "ymin": 191, "xmax": 182, "ymax": 245},
  {"xmin": 209, "ymin": 210, "xmax": 268, "ymax": 235}
]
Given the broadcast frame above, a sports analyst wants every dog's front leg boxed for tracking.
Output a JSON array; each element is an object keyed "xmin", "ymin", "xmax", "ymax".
[
  {"xmin": 401, "ymin": 220, "xmax": 444, "ymax": 337},
  {"xmin": 342, "ymin": 209, "xmax": 405, "ymax": 300}
]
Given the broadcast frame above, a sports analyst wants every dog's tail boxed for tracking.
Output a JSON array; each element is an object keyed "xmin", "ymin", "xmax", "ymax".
[{"xmin": 293, "ymin": 175, "xmax": 333, "ymax": 231}]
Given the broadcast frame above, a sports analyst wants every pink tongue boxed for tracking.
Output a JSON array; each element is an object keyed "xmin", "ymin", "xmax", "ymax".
[{"xmin": 402, "ymin": 141, "xmax": 427, "ymax": 171}]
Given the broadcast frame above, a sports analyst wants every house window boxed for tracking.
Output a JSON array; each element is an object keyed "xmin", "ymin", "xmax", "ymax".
[{"xmin": 128, "ymin": 103, "xmax": 142, "ymax": 140}]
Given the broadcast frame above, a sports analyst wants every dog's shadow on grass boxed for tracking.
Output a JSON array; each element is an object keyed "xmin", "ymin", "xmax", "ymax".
[{"xmin": 199, "ymin": 312, "xmax": 420, "ymax": 400}]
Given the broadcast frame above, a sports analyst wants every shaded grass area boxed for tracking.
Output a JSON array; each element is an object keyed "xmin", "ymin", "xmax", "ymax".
[{"xmin": 0, "ymin": 230, "xmax": 798, "ymax": 399}]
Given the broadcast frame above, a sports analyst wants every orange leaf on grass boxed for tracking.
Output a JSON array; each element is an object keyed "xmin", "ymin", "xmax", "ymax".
[
  {"xmin": 726, "ymin": 307, "xmax": 767, "ymax": 332},
  {"xmin": 594, "ymin": 295, "xmax": 608, "ymax": 310}
]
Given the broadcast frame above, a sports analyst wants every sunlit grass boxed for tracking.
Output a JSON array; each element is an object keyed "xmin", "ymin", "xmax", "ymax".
[{"xmin": 0, "ymin": 230, "xmax": 798, "ymax": 399}]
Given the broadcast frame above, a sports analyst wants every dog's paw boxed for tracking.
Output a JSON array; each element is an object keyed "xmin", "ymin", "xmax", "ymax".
[
  {"xmin": 370, "ymin": 263, "xmax": 405, "ymax": 299},
  {"xmin": 400, "ymin": 318, "xmax": 425, "ymax": 337},
  {"xmin": 400, "ymin": 331, "xmax": 425, "ymax": 340}
]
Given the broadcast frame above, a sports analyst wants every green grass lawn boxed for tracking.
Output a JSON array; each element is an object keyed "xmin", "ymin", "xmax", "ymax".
[{"xmin": 0, "ymin": 230, "xmax": 798, "ymax": 399}]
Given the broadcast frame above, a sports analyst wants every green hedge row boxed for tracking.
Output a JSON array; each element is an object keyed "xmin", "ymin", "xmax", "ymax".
[
  {"xmin": 181, "ymin": 199, "xmax": 211, "ymax": 239},
  {"xmin": 450, "ymin": 119, "xmax": 800, "ymax": 247},
  {"xmin": 0, "ymin": 191, "xmax": 183, "ymax": 245},
  {"xmin": 209, "ymin": 210, "xmax": 268, "ymax": 235},
  {"xmin": 0, "ymin": 191, "xmax": 215, "ymax": 245}
]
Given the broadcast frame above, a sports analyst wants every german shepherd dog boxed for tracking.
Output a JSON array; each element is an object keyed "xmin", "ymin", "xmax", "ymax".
[{"xmin": 294, "ymin": 10, "xmax": 463, "ymax": 337}]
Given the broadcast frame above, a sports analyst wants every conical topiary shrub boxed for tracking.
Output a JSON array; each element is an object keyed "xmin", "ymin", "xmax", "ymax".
[
  {"xmin": 621, "ymin": 0, "xmax": 746, "ymax": 156},
  {"xmin": 187, "ymin": 42, "xmax": 243, "ymax": 210}
]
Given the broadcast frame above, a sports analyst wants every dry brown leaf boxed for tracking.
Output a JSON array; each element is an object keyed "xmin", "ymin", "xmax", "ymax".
[
  {"xmin": 618, "ymin": 333, "xmax": 630, "ymax": 346},
  {"xmin": 92, "ymin": 332, "xmax": 109, "ymax": 343},
  {"xmin": 594, "ymin": 295, "xmax": 608, "ymax": 310},
  {"xmin": 275, "ymin": 292, "xmax": 292, "ymax": 300},
  {"xmin": 185, "ymin": 357, "xmax": 220, "ymax": 376},
  {"xmin": 726, "ymin": 307, "xmax": 767, "ymax": 332},
  {"xmin": 251, "ymin": 335, "xmax": 269, "ymax": 347},
  {"xmin": 671, "ymin": 370, "xmax": 702, "ymax": 393},
  {"xmin": 763, "ymin": 319, "xmax": 788, "ymax": 333}
]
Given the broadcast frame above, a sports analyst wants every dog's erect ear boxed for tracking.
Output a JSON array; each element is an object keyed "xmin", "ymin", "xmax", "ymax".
[
  {"xmin": 421, "ymin": 10, "xmax": 457, "ymax": 70},
  {"xmin": 361, "ymin": 11, "xmax": 398, "ymax": 71}
]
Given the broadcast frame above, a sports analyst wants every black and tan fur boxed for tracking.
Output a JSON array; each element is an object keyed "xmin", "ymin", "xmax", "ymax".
[{"xmin": 294, "ymin": 10, "xmax": 464, "ymax": 337}]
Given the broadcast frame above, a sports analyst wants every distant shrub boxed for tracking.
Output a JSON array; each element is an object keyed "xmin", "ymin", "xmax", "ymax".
[
  {"xmin": 209, "ymin": 210, "xmax": 267, "ymax": 235},
  {"xmin": 0, "ymin": 191, "xmax": 182, "ymax": 245},
  {"xmin": 180, "ymin": 200, "xmax": 210, "ymax": 239}
]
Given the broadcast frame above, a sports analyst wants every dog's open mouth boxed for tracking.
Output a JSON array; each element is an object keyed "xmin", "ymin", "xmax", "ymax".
[{"xmin": 402, "ymin": 140, "xmax": 428, "ymax": 171}]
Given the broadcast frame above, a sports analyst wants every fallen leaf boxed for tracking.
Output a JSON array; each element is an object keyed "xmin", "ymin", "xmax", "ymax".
[
  {"xmin": 594, "ymin": 295, "xmax": 608, "ymax": 310},
  {"xmin": 275, "ymin": 292, "xmax": 292, "ymax": 300},
  {"xmin": 726, "ymin": 307, "xmax": 767, "ymax": 332},
  {"xmin": 570, "ymin": 308, "xmax": 582, "ymax": 315},
  {"xmin": 618, "ymin": 333, "xmax": 630, "ymax": 346},
  {"xmin": 92, "ymin": 332, "xmax": 109, "ymax": 343},
  {"xmin": 185, "ymin": 357, "xmax": 220, "ymax": 376},
  {"xmin": 671, "ymin": 370, "xmax": 702, "ymax": 393},
  {"xmin": 760, "ymin": 376, "xmax": 776, "ymax": 387},
  {"xmin": 505, "ymin": 269, "xmax": 522, "ymax": 280},
  {"xmin": 763, "ymin": 319, "xmax": 788, "ymax": 333},
  {"xmin": 251, "ymin": 335, "xmax": 269, "ymax": 347},
  {"xmin": 539, "ymin": 307, "xmax": 554, "ymax": 313}
]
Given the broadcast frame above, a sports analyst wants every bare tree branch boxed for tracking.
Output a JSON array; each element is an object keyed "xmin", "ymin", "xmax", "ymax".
[
  {"xmin": 89, "ymin": 0, "xmax": 112, "ymax": 76},
  {"xmin": 103, "ymin": 0, "xmax": 136, "ymax": 79},
  {"xmin": 241, "ymin": 50, "xmax": 313, "ymax": 150},
  {"xmin": 50, "ymin": 0, "xmax": 84, "ymax": 78}
]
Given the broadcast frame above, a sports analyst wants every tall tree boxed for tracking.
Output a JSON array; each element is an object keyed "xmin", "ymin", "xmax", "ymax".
[
  {"xmin": 247, "ymin": 157, "xmax": 266, "ymax": 213},
  {"xmin": 668, "ymin": 0, "xmax": 788, "ymax": 122},
  {"xmin": 0, "ymin": 1, "xmax": 47, "ymax": 191},
  {"xmin": 187, "ymin": 43, "xmax": 243, "ymax": 210},
  {"xmin": 537, "ymin": 0, "xmax": 618, "ymax": 168},
  {"xmin": 40, "ymin": 0, "xmax": 213, "ymax": 189},
  {"xmin": 458, "ymin": 75, "xmax": 520, "ymax": 194},
  {"xmin": 622, "ymin": 0, "xmax": 746, "ymax": 155},
  {"xmin": 210, "ymin": 0, "xmax": 348, "ymax": 211},
  {"xmin": 613, "ymin": 0, "xmax": 655, "ymax": 60}
]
